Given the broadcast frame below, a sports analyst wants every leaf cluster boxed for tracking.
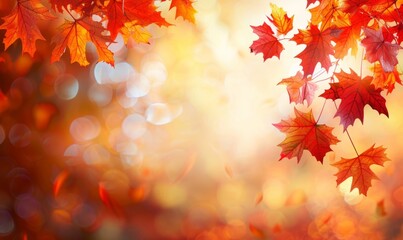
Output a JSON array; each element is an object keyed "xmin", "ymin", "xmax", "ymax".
[
  {"xmin": 250, "ymin": 0, "xmax": 402, "ymax": 195},
  {"xmin": 0, "ymin": 0, "xmax": 196, "ymax": 66}
]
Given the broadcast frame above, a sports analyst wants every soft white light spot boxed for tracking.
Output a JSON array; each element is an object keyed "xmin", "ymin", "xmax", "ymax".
[
  {"xmin": 70, "ymin": 116, "xmax": 101, "ymax": 142},
  {"xmin": 126, "ymin": 74, "xmax": 150, "ymax": 98},
  {"xmin": 141, "ymin": 61, "xmax": 167, "ymax": 87},
  {"xmin": 88, "ymin": 84, "xmax": 113, "ymax": 107},
  {"xmin": 145, "ymin": 103, "xmax": 182, "ymax": 125},
  {"xmin": 110, "ymin": 62, "xmax": 135, "ymax": 83},
  {"xmin": 83, "ymin": 144, "xmax": 110, "ymax": 165},
  {"xmin": 8, "ymin": 124, "xmax": 31, "ymax": 147},
  {"xmin": 54, "ymin": 75, "xmax": 79, "ymax": 100},
  {"xmin": 122, "ymin": 114, "xmax": 147, "ymax": 140}
]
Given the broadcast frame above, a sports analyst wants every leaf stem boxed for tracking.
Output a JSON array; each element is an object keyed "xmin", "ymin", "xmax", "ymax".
[{"xmin": 345, "ymin": 128, "xmax": 359, "ymax": 156}]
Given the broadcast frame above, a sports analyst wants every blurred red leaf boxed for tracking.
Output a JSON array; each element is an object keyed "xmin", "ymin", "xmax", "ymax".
[{"xmin": 249, "ymin": 223, "xmax": 265, "ymax": 239}]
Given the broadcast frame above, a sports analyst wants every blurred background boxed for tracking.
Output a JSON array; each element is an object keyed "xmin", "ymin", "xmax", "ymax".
[{"xmin": 0, "ymin": 0, "xmax": 403, "ymax": 239}]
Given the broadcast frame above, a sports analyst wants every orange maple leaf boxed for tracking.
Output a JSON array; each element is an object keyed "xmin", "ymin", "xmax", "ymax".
[
  {"xmin": 371, "ymin": 63, "xmax": 402, "ymax": 93},
  {"xmin": 273, "ymin": 108, "xmax": 339, "ymax": 163},
  {"xmin": 332, "ymin": 145, "xmax": 389, "ymax": 196},
  {"xmin": 333, "ymin": 11, "xmax": 370, "ymax": 58},
  {"xmin": 291, "ymin": 24, "xmax": 334, "ymax": 77},
  {"xmin": 51, "ymin": 17, "xmax": 114, "ymax": 66},
  {"xmin": 309, "ymin": 0, "xmax": 341, "ymax": 30},
  {"xmin": 0, "ymin": 0, "xmax": 55, "ymax": 57},
  {"xmin": 277, "ymin": 71, "xmax": 317, "ymax": 106},
  {"xmin": 166, "ymin": 0, "xmax": 196, "ymax": 23},
  {"xmin": 268, "ymin": 3, "xmax": 294, "ymax": 35},
  {"xmin": 121, "ymin": 21, "xmax": 152, "ymax": 44}
]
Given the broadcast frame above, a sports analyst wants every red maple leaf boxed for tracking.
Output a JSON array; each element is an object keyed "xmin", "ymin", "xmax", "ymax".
[
  {"xmin": 332, "ymin": 145, "xmax": 389, "ymax": 195},
  {"xmin": 105, "ymin": 0, "xmax": 125, "ymax": 40},
  {"xmin": 291, "ymin": 24, "xmax": 334, "ymax": 77},
  {"xmin": 273, "ymin": 108, "xmax": 339, "ymax": 163},
  {"xmin": 361, "ymin": 27, "xmax": 400, "ymax": 72},
  {"xmin": 0, "ymin": 0, "xmax": 55, "ymax": 57},
  {"xmin": 250, "ymin": 22, "xmax": 284, "ymax": 60},
  {"xmin": 277, "ymin": 71, "xmax": 318, "ymax": 106},
  {"xmin": 320, "ymin": 69, "xmax": 388, "ymax": 130}
]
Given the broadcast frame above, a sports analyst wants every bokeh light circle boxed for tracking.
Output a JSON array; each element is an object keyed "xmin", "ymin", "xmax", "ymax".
[
  {"xmin": 70, "ymin": 116, "xmax": 101, "ymax": 142},
  {"xmin": 54, "ymin": 74, "xmax": 79, "ymax": 100},
  {"xmin": 122, "ymin": 114, "xmax": 147, "ymax": 140}
]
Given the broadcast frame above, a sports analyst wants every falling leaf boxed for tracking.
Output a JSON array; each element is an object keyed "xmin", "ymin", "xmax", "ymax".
[
  {"xmin": 53, "ymin": 170, "xmax": 69, "ymax": 197},
  {"xmin": 255, "ymin": 192, "xmax": 264, "ymax": 205},
  {"xmin": 33, "ymin": 103, "xmax": 58, "ymax": 130},
  {"xmin": 320, "ymin": 69, "xmax": 389, "ymax": 130},
  {"xmin": 249, "ymin": 223, "xmax": 265, "ymax": 239},
  {"xmin": 277, "ymin": 71, "xmax": 318, "ymax": 106},
  {"xmin": 268, "ymin": 3, "xmax": 294, "ymax": 35},
  {"xmin": 225, "ymin": 163, "xmax": 233, "ymax": 178},
  {"xmin": 273, "ymin": 107, "xmax": 339, "ymax": 163},
  {"xmin": 250, "ymin": 22, "xmax": 284, "ymax": 60},
  {"xmin": 376, "ymin": 199, "xmax": 387, "ymax": 216},
  {"xmin": 332, "ymin": 145, "xmax": 390, "ymax": 195}
]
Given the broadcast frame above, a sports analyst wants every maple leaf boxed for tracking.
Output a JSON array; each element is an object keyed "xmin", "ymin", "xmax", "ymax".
[
  {"xmin": 250, "ymin": 22, "xmax": 284, "ymax": 60},
  {"xmin": 320, "ymin": 69, "xmax": 389, "ymax": 130},
  {"xmin": 273, "ymin": 108, "xmax": 339, "ymax": 163},
  {"xmin": 51, "ymin": 17, "xmax": 114, "ymax": 66},
  {"xmin": 0, "ymin": 0, "xmax": 55, "ymax": 57},
  {"xmin": 165, "ymin": 0, "xmax": 196, "ymax": 23},
  {"xmin": 121, "ymin": 21, "xmax": 152, "ymax": 44},
  {"xmin": 371, "ymin": 63, "xmax": 401, "ymax": 93},
  {"xmin": 333, "ymin": 11, "xmax": 370, "ymax": 58},
  {"xmin": 105, "ymin": 0, "xmax": 125, "ymax": 40},
  {"xmin": 309, "ymin": 0, "xmax": 341, "ymax": 30},
  {"xmin": 361, "ymin": 27, "xmax": 400, "ymax": 72},
  {"xmin": 339, "ymin": 0, "xmax": 369, "ymax": 13},
  {"xmin": 268, "ymin": 3, "xmax": 294, "ymax": 35},
  {"xmin": 332, "ymin": 145, "xmax": 389, "ymax": 195},
  {"xmin": 277, "ymin": 71, "xmax": 318, "ymax": 106},
  {"xmin": 125, "ymin": 0, "xmax": 170, "ymax": 27},
  {"xmin": 291, "ymin": 24, "xmax": 334, "ymax": 77},
  {"xmin": 363, "ymin": 0, "xmax": 396, "ymax": 16}
]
